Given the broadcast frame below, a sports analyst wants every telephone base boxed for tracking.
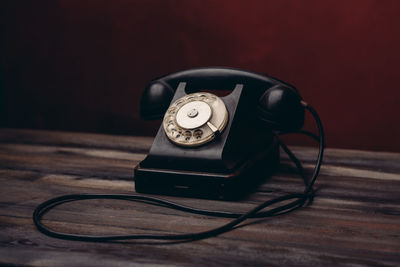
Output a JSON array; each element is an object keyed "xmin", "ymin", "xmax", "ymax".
[{"xmin": 134, "ymin": 140, "xmax": 279, "ymax": 200}]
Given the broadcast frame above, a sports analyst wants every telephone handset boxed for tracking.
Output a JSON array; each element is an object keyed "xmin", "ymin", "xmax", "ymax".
[
  {"xmin": 134, "ymin": 68, "xmax": 311, "ymax": 199},
  {"xmin": 140, "ymin": 67, "xmax": 305, "ymax": 131},
  {"xmin": 33, "ymin": 67, "xmax": 325, "ymax": 242}
]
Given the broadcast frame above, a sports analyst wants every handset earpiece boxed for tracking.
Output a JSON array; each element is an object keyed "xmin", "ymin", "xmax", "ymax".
[
  {"xmin": 140, "ymin": 81, "xmax": 175, "ymax": 120},
  {"xmin": 257, "ymin": 85, "xmax": 305, "ymax": 131}
]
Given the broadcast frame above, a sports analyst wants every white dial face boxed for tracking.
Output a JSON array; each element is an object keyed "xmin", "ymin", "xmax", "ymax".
[
  {"xmin": 175, "ymin": 101, "xmax": 212, "ymax": 130},
  {"xmin": 163, "ymin": 92, "xmax": 228, "ymax": 147}
]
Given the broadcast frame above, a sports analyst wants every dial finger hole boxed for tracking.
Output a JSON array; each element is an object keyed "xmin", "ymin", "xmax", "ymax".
[
  {"xmin": 176, "ymin": 129, "xmax": 183, "ymax": 138},
  {"xmin": 167, "ymin": 124, "xmax": 175, "ymax": 132},
  {"xmin": 206, "ymin": 95, "xmax": 217, "ymax": 102},
  {"xmin": 175, "ymin": 100, "xmax": 185, "ymax": 106},
  {"xmin": 168, "ymin": 107, "xmax": 177, "ymax": 114},
  {"xmin": 184, "ymin": 130, "xmax": 192, "ymax": 141},
  {"xmin": 193, "ymin": 129, "xmax": 203, "ymax": 139},
  {"xmin": 164, "ymin": 115, "xmax": 174, "ymax": 123}
]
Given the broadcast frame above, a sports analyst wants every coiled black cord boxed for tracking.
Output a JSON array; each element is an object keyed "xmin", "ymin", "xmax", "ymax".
[{"xmin": 33, "ymin": 104, "xmax": 325, "ymax": 242}]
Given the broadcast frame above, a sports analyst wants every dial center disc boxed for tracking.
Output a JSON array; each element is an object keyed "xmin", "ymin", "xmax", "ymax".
[
  {"xmin": 187, "ymin": 108, "xmax": 199, "ymax": 118},
  {"xmin": 176, "ymin": 101, "xmax": 212, "ymax": 129}
]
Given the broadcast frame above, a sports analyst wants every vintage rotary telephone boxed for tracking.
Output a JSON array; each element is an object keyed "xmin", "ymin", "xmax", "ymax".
[
  {"xmin": 135, "ymin": 68, "xmax": 312, "ymax": 199},
  {"xmin": 33, "ymin": 68, "xmax": 325, "ymax": 242}
]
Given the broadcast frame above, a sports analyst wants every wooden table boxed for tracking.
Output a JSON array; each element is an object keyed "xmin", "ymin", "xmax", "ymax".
[{"xmin": 0, "ymin": 128, "xmax": 399, "ymax": 266}]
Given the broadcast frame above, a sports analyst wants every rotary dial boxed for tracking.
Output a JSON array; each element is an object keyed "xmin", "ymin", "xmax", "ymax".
[{"xmin": 163, "ymin": 92, "xmax": 228, "ymax": 147}]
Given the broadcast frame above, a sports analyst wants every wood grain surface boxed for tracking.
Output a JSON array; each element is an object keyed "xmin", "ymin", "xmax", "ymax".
[{"xmin": 0, "ymin": 128, "xmax": 399, "ymax": 266}]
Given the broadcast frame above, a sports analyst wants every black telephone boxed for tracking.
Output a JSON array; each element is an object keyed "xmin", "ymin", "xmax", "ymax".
[
  {"xmin": 33, "ymin": 67, "xmax": 325, "ymax": 242},
  {"xmin": 134, "ymin": 67, "xmax": 309, "ymax": 199}
]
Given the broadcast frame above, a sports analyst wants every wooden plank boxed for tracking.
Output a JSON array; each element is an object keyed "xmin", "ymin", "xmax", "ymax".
[
  {"xmin": 0, "ymin": 128, "xmax": 153, "ymax": 152},
  {"xmin": 0, "ymin": 129, "xmax": 399, "ymax": 266}
]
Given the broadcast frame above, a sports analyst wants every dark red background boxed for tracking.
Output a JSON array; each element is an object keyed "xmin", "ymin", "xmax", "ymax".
[{"xmin": 1, "ymin": 0, "xmax": 400, "ymax": 151}]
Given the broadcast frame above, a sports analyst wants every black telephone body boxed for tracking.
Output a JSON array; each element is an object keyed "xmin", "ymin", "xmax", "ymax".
[{"xmin": 134, "ymin": 68, "xmax": 305, "ymax": 199}]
